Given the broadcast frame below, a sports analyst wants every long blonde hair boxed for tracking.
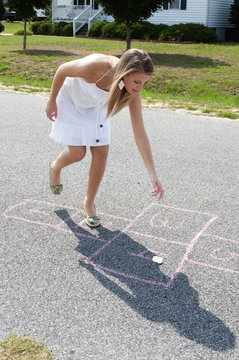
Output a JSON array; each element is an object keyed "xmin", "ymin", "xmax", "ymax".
[{"xmin": 106, "ymin": 49, "xmax": 154, "ymax": 117}]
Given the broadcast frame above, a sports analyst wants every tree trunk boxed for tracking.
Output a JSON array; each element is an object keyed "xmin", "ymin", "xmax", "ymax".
[
  {"xmin": 23, "ymin": 19, "xmax": 26, "ymax": 50},
  {"xmin": 126, "ymin": 22, "xmax": 131, "ymax": 50}
]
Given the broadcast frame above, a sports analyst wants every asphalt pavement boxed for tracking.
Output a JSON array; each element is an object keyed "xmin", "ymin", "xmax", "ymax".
[{"xmin": 0, "ymin": 91, "xmax": 238, "ymax": 360}]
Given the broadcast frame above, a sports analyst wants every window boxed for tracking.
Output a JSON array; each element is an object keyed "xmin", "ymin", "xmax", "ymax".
[
  {"xmin": 163, "ymin": 0, "xmax": 187, "ymax": 10},
  {"xmin": 181, "ymin": 0, "xmax": 187, "ymax": 10},
  {"xmin": 170, "ymin": 0, "xmax": 179, "ymax": 9},
  {"xmin": 163, "ymin": 1, "xmax": 169, "ymax": 10}
]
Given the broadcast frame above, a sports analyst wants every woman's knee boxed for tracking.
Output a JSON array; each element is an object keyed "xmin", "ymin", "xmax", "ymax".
[
  {"xmin": 91, "ymin": 145, "xmax": 109, "ymax": 163},
  {"xmin": 68, "ymin": 146, "xmax": 86, "ymax": 162}
]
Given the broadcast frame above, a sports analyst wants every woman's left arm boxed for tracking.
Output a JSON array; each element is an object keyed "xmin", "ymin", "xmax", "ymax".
[{"xmin": 129, "ymin": 95, "xmax": 164, "ymax": 201}]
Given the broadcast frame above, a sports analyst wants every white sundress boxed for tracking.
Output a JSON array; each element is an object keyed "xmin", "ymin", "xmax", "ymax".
[{"xmin": 49, "ymin": 75, "xmax": 110, "ymax": 146}]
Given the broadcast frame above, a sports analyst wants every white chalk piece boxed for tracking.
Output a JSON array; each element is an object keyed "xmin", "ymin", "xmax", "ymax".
[{"xmin": 152, "ymin": 256, "xmax": 163, "ymax": 265}]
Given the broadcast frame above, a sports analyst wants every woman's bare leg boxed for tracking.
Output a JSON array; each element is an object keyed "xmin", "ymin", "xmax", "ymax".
[
  {"xmin": 84, "ymin": 145, "xmax": 109, "ymax": 217},
  {"xmin": 50, "ymin": 145, "xmax": 86, "ymax": 185}
]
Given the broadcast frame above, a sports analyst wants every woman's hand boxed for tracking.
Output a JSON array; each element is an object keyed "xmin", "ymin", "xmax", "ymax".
[
  {"xmin": 150, "ymin": 174, "xmax": 164, "ymax": 201},
  {"xmin": 45, "ymin": 100, "xmax": 57, "ymax": 121}
]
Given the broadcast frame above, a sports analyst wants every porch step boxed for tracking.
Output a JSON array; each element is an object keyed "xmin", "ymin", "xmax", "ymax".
[{"xmin": 77, "ymin": 23, "xmax": 88, "ymax": 36}]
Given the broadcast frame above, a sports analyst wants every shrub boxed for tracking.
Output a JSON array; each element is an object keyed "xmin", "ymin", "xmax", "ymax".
[
  {"xmin": 61, "ymin": 23, "xmax": 73, "ymax": 36},
  {"xmin": 151, "ymin": 24, "xmax": 169, "ymax": 39},
  {"xmin": 130, "ymin": 23, "xmax": 145, "ymax": 40},
  {"xmin": 30, "ymin": 21, "xmax": 42, "ymax": 34},
  {"xmin": 87, "ymin": 20, "xmax": 169, "ymax": 41},
  {"xmin": 101, "ymin": 22, "xmax": 118, "ymax": 38},
  {"xmin": 159, "ymin": 23, "xmax": 217, "ymax": 43},
  {"xmin": 14, "ymin": 29, "xmax": 33, "ymax": 35},
  {"xmin": 115, "ymin": 23, "xmax": 126, "ymax": 39},
  {"xmin": 50, "ymin": 21, "xmax": 67, "ymax": 36},
  {"xmin": 38, "ymin": 21, "xmax": 52, "ymax": 35},
  {"xmin": 87, "ymin": 21, "xmax": 107, "ymax": 37}
]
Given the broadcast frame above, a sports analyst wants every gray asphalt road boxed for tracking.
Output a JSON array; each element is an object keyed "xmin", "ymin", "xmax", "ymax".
[{"xmin": 0, "ymin": 91, "xmax": 238, "ymax": 360}]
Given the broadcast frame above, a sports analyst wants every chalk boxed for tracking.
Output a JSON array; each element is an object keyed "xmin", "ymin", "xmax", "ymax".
[{"xmin": 152, "ymin": 256, "xmax": 163, "ymax": 265}]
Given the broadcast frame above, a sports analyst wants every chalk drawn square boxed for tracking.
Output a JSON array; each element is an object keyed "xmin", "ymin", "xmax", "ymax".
[
  {"xmin": 64, "ymin": 211, "xmax": 131, "ymax": 234},
  {"xmin": 55, "ymin": 210, "xmax": 132, "ymax": 258},
  {"xmin": 188, "ymin": 235, "xmax": 239, "ymax": 275},
  {"xmin": 127, "ymin": 204, "xmax": 216, "ymax": 245},
  {"xmin": 81, "ymin": 230, "xmax": 187, "ymax": 287},
  {"xmin": 2, "ymin": 199, "xmax": 69, "ymax": 227},
  {"xmin": 2, "ymin": 199, "xmax": 131, "ymax": 241}
]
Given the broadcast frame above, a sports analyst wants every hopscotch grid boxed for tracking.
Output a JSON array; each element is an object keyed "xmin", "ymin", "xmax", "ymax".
[
  {"xmin": 151, "ymin": 203, "xmax": 217, "ymax": 217},
  {"xmin": 204, "ymin": 233, "xmax": 239, "ymax": 245},
  {"xmin": 171, "ymin": 216, "xmax": 218, "ymax": 275},
  {"xmin": 188, "ymin": 259, "xmax": 239, "ymax": 275},
  {"xmin": 127, "ymin": 230, "xmax": 187, "ymax": 246},
  {"xmin": 84, "ymin": 203, "xmax": 154, "ymax": 262},
  {"xmin": 2, "ymin": 199, "xmax": 238, "ymax": 287},
  {"xmin": 210, "ymin": 248, "xmax": 239, "ymax": 261},
  {"xmin": 79, "ymin": 259, "xmax": 169, "ymax": 288}
]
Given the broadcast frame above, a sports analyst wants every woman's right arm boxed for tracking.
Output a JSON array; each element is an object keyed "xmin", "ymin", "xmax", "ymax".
[{"xmin": 45, "ymin": 58, "xmax": 96, "ymax": 121}]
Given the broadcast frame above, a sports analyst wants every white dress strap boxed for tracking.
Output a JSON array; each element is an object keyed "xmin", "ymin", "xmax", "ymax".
[{"xmin": 95, "ymin": 67, "xmax": 113, "ymax": 84}]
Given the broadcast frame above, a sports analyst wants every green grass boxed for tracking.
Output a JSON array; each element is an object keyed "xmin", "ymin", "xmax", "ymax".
[
  {"xmin": 0, "ymin": 334, "xmax": 52, "ymax": 360},
  {"xmin": 0, "ymin": 21, "xmax": 239, "ymax": 119},
  {"xmin": 1, "ymin": 21, "xmax": 30, "ymax": 34}
]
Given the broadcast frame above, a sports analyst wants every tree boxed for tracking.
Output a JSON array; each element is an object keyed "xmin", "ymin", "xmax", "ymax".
[
  {"xmin": 229, "ymin": 0, "xmax": 239, "ymax": 41},
  {"xmin": 6, "ymin": 0, "xmax": 51, "ymax": 49},
  {"xmin": 0, "ymin": 0, "xmax": 6, "ymax": 20},
  {"xmin": 97, "ymin": 0, "xmax": 170, "ymax": 49}
]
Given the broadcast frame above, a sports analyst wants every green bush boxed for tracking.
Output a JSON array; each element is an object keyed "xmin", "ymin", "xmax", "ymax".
[
  {"xmin": 50, "ymin": 21, "xmax": 67, "ymax": 36},
  {"xmin": 159, "ymin": 23, "xmax": 217, "ymax": 43},
  {"xmin": 30, "ymin": 21, "xmax": 42, "ymax": 34},
  {"xmin": 61, "ymin": 23, "xmax": 73, "ymax": 36},
  {"xmin": 87, "ymin": 21, "xmax": 107, "ymax": 37},
  {"xmin": 14, "ymin": 29, "xmax": 33, "ymax": 36},
  {"xmin": 88, "ymin": 20, "xmax": 169, "ymax": 41},
  {"xmin": 150, "ymin": 24, "xmax": 169, "ymax": 40},
  {"xmin": 130, "ymin": 23, "xmax": 145, "ymax": 40},
  {"xmin": 231, "ymin": 27, "xmax": 239, "ymax": 41},
  {"xmin": 115, "ymin": 23, "xmax": 126, "ymax": 39},
  {"xmin": 31, "ymin": 21, "xmax": 73, "ymax": 37},
  {"xmin": 39, "ymin": 21, "xmax": 52, "ymax": 35},
  {"xmin": 101, "ymin": 22, "xmax": 118, "ymax": 38}
]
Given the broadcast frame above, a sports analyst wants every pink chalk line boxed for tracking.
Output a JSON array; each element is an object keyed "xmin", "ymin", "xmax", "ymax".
[
  {"xmin": 84, "ymin": 203, "xmax": 153, "ymax": 262},
  {"xmin": 151, "ymin": 203, "xmax": 217, "ymax": 216},
  {"xmin": 1, "ymin": 200, "xmax": 106, "ymax": 242},
  {"xmin": 79, "ymin": 259, "xmax": 169, "ymax": 288},
  {"xmin": 150, "ymin": 215, "xmax": 186, "ymax": 230},
  {"xmin": 210, "ymin": 248, "xmax": 239, "ymax": 261},
  {"xmin": 127, "ymin": 230, "xmax": 187, "ymax": 246},
  {"xmin": 165, "ymin": 215, "xmax": 219, "ymax": 287},
  {"xmin": 188, "ymin": 259, "xmax": 239, "ymax": 275},
  {"xmin": 204, "ymin": 233, "xmax": 239, "ymax": 245},
  {"xmin": 29, "ymin": 209, "xmax": 51, "ymax": 216}
]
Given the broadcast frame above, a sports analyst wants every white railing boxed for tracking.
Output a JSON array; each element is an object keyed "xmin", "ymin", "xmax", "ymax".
[
  {"xmin": 88, "ymin": 8, "xmax": 106, "ymax": 30},
  {"xmin": 73, "ymin": 5, "xmax": 92, "ymax": 37}
]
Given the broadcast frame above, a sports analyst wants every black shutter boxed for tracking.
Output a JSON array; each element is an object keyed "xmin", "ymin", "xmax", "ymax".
[{"xmin": 181, "ymin": 0, "xmax": 187, "ymax": 10}]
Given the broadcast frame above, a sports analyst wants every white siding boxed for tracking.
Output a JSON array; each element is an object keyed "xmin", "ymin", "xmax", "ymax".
[
  {"xmin": 147, "ymin": 0, "xmax": 208, "ymax": 26},
  {"xmin": 208, "ymin": 0, "xmax": 234, "ymax": 27}
]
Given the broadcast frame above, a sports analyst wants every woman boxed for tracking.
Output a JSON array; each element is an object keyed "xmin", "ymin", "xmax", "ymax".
[{"xmin": 46, "ymin": 48, "xmax": 164, "ymax": 227}]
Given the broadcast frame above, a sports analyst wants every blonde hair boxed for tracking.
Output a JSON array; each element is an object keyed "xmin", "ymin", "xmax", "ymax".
[{"xmin": 106, "ymin": 49, "xmax": 154, "ymax": 117}]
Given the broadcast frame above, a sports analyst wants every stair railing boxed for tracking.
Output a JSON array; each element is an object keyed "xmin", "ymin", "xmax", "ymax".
[
  {"xmin": 88, "ymin": 8, "xmax": 106, "ymax": 30},
  {"xmin": 73, "ymin": 5, "xmax": 92, "ymax": 37}
]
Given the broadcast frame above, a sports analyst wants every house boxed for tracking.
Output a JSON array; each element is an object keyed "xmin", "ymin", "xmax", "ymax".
[{"xmin": 52, "ymin": 0, "xmax": 235, "ymax": 40}]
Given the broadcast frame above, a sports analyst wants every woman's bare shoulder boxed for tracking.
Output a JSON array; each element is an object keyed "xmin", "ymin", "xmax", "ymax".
[
  {"xmin": 60, "ymin": 54, "xmax": 119, "ymax": 82},
  {"xmin": 82, "ymin": 54, "xmax": 119, "ymax": 81}
]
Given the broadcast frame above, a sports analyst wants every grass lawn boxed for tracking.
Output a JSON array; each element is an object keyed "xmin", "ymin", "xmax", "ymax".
[
  {"xmin": 0, "ymin": 21, "xmax": 239, "ymax": 119},
  {"xmin": 0, "ymin": 334, "xmax": 52, "ymax": 360}
]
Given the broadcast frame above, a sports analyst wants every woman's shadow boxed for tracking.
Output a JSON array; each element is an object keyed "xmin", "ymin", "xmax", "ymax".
[{"xmin": 55, "ymin": 209, "xmax": 235, "ymax": 352}]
